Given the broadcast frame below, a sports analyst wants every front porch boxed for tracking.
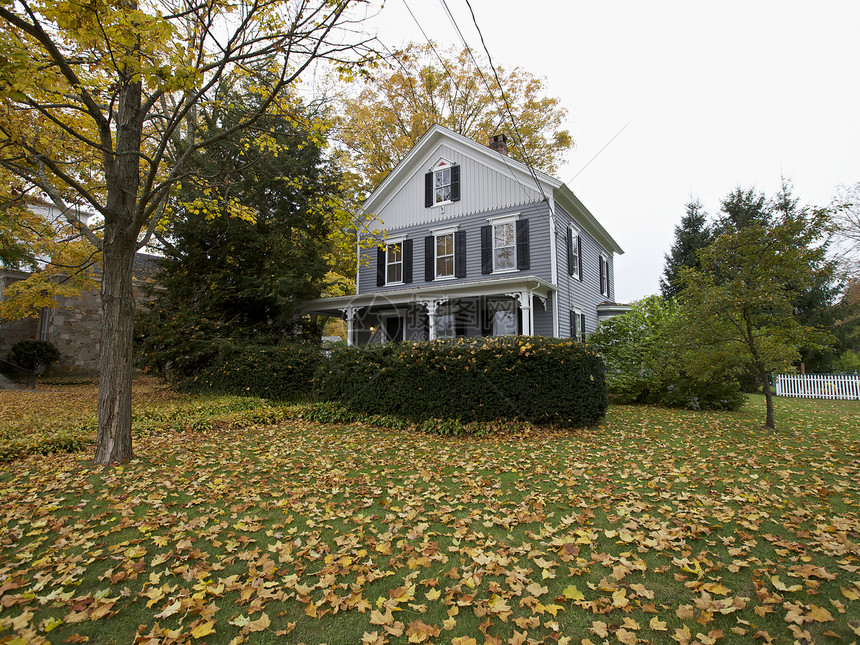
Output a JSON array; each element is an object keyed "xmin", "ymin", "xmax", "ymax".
[{"xmin": 303, "ymin": 276, "xmax": 556, "ymax": 345}]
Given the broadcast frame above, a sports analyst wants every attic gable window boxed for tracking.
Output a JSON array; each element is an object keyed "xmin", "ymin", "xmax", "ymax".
[{"xmin": 424, "ymin": 160, "xmax": 460, "ymax": 207}]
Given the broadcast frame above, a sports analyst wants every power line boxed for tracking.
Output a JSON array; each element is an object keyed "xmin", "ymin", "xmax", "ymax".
[
  {"xmin": 455, "ymin": 0, "xmax": 547, "ymax": 202},
  {"xmin": 379, "ymin": 0, "xmax": 541, "ymax": 203},
  {"xmin": 400, "ymin": 0, "xmax": 465, "ymax": 109},
  {"xmin": 567, "ymin": 119, "xmax": 633, "ymax": 184}
]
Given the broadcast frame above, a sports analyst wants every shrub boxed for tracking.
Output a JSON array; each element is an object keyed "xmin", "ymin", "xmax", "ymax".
[
  {"xmin": 834, "ymin": 349, "xmax": 860, "ymax": 372},
  {"xmin": 7, "ymin": 339, "xmax": 61, "ymax": 371},
  {"xmin": 589, "ymin": 296, "xmax": 744, "ymax": 411},
  {"xmin": 316, "ymin": 336, "xmax": 607, "ymax": 426},
  {"xmin": 183, "ymin": 343, "xmax": 323, "ymax": 401}
]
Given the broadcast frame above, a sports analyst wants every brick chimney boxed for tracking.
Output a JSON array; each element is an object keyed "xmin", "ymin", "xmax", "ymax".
[{"xmin": 489, "ymin": 133, "xmax": 508, "ymax": 156}]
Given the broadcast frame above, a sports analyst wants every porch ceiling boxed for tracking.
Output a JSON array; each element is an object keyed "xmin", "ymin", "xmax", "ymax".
[{"xmin": 302, "ymin": 275, "xmax": 555, "ymax": 316}]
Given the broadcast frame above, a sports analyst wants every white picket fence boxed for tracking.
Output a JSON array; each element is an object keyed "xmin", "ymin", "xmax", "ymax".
[{"xmin": 774, "ymin": 373, "xmax": 860, "ymax": 401}]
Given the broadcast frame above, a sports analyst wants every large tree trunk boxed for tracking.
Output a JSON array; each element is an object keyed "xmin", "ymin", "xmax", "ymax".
[
  {"xmin": 94, "ymin": 236, "xmax": 136, "ymax": 464},
  {"xmin": 93, "ymin": 71, "xmax": 142, "ymax": 465}
]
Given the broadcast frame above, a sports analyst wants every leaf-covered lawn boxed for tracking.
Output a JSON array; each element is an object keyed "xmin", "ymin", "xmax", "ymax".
[{"xmin": 0, "ymin": 387, "xmax": 858, "ymax": 644}]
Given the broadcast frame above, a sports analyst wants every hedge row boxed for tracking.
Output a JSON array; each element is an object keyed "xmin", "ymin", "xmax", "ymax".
[
  {"xmin": 180, "ymin": 343, "xmax": 322, "ymax": 401},
  {"xmin": 316, "ymin": 336, "xmax": 607, "ymax": 426}
]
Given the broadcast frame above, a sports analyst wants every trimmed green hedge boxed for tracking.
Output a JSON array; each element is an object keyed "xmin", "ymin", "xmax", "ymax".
[
  {"xmin": 316, "ymin": 336, "xmax": 607, "ymax": 426},
  {"xmin": 183, "ymin": 343, "xmax": 322, "ymax": 401}
]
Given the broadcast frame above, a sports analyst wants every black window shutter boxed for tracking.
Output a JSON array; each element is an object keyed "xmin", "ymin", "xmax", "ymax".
[
  {"xmin": 569, "ymin": 310, "xmax": 575, "ymax": 339},
  {"xmin": 403, "ymin": 239, "xmax": 413, "ymax": 284},
  {"xmin": 580, "ymin": 312, "xmax": 586, "ymax": 341},
  {"xmin": 606, "ymin": 260, "xmax": 612, "ymax": 300},
  {"xmin": 480, "ymin": 225, "xmax": 492, "ymax": 274},
  {"xmin": 376, "ymin": 246, "xmax": 385, "ymax": 287},
  {"xmin": 599, "ymin": 257, "xmax": 605, "ymax": 296},
  {"xmin": 455, "ymin": 230, "xmax": 466, "ymax": 278},
  {"xmin": 450, "ymin": 165, "xmax": 460, "ymax": 202},
  {"xmin": 424, "ymin": 236, "xmax": 434, "ymax": 282},
  {"xmin": 516, "ymin": 219, "xmax": 530, "ymax": 270},
  {"xmin": 578, "ymin": 237, "xmax": 583, "ymax": 281},
  {"xmin": 566, "ymin": 228, "xmax": 573, "ymax": 276},
  {"xmin": 424, "ymin": 172, "xmax": 433, "ymax": 207}
]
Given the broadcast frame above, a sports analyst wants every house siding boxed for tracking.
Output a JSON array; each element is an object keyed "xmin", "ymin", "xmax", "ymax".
[
  {"xmin": 554, "ymin": 204, "xmax": 614, "ymax": 337},
  {"xmin": 358, "ymin": 200, "xmax": 554, "ymax": 294},
  {"xmin": 369, "ymin": 143, "xmax": 543, "ymax": 231}
]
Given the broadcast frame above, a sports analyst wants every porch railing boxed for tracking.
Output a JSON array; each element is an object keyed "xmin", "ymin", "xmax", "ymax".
[{"xmin": 774, "ymin": 373, "xmax": 860, "ymax": 401}]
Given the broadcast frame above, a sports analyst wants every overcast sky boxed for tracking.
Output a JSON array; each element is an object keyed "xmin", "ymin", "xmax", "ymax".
[{"xmin": 359, "ymin": 0, "xmax": 860, "ymax": 302}]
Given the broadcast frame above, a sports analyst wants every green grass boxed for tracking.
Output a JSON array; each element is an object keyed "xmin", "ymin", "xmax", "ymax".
[{"xmin": 0, "ymin": 386, "xmax": 857, "ymax": 644}]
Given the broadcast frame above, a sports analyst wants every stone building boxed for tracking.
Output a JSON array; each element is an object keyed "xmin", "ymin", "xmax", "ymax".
[{"xmin": 0, "ymin": 254, "xmax": 159, "ymax": 373}]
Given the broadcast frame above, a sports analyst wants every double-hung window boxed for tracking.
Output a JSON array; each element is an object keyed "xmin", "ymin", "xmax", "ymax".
[
  {"xmin": 493, "ymin": 222, "xmax": 515, "ymax": 271},
  {"xmin": 568, "ymin": 225, "xmax": 581, "ymax": 279},
  {"xmin": 481, "ymin": 214, "xmax": 529, "ymax": 275},
  {"xmin": 386, "ymin": 243, "xmax": 403, "ymax": 284},
  {"xmin": 425, "ymin": 226, "xmax": 465, "ymax": 281},
  {"xmin": 436, "ymin": 232, "xmax": 454, "ymax": 278},
  {"xmin": 376, "ymin": 237, "xmax": 412, "ymax": 287},
  {"xmin": 424, "ymin": 160, "xmax": 460, "ymax": 207},
  {"xmin": 434, "ymin": 168, "xmax": 452, "ymax": 204},
  {"xmin": 599, "ymin": 254, "xmax": 610, "ymax": 297},
  {"xmin": 570, "ymin": 309, "xmax": 586, "ymax": 342}
]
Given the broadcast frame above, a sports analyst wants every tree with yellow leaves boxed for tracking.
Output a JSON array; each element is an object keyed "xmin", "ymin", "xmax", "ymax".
[
  {"xmin": 0, "ymin": 0, "xmax": 374, "ymax": 464},
  {"xmin": 336, "ymin": 42, "xmax": 573, "ymax": 190}
]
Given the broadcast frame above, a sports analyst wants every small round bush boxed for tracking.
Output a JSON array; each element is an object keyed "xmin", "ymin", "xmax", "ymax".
[{"xmin": 7, "ymin": 340, "xmax": 61, "ymax": 371}]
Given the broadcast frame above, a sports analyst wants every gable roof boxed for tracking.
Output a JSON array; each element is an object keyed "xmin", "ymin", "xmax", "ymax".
[{"xmin": 363, "ymin": 124, "xmax": 623, "ymax": 255}]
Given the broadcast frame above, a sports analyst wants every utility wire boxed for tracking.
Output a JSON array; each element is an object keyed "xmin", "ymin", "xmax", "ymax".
[
  {"xmin": 567, "ymin": 119, "xmax": 633, "ymax": 183},
  {"xmin": 457, "ymin": 0, "xmax": 547, "ymax": 202},
  {"xmin": 391, "ymin": 0, "xmax": 539, "ymax": 203},
  {"xmin": 400, "ymin": 0, "xmax": 465, "ymax": 109},
  {"xmin": 435, "ymin": 0, "xmax": 544, "ymax": 202}
]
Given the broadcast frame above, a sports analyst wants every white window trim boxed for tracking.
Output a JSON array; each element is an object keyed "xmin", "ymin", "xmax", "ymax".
[
  {"xmin": 432, "ymin": 226, "xmax": 458, "ymax": 280},
  {"xmin": 569, "ymin": 224, "xmax": 581, "ymax": 280},
  {"xmin": 486, "ymin": 213, "xmax": 520, "ymax": 226},
  {"xmin": 571, "ymin": 307, "xmax": 584, "ymax": 341},
  {"xmin": 600, "ymin": 253, "xmax": 610, "ymax": 297},
  {"xmin": 430, "ymin": 158, "xmax": 455, "ymax": 208},
  {"xmin": 385, "ymin": 236, "xmax": 406, "ymax": 286},
  {"xmin": 488, "ymin": 214, "xmax": 519, "ymax": 274}
]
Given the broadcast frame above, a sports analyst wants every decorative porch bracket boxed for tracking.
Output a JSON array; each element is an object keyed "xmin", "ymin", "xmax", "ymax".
[
  {"xmin": 416, "ymin": 299, "xmax": 448, "ymax": 341},
  {"xmin": 338, "ymin": 306, "xmax": 363, "ymax": 346}
]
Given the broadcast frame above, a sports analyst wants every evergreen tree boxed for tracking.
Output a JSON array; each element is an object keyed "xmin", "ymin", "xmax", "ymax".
[
  {"xmin": 660, "ymin": 199, "xmax": 712, "ymax": 300},
  {"xmin": 714, "ymin": 187, "xmax": 771, "ymax": 234},
  {"xmin": 772, "ymin": 180, "xmax": 843, "ymax": 371},
  {"xmin": 137, "ymin": 89, "xmax": 342, "ymax": 377}
]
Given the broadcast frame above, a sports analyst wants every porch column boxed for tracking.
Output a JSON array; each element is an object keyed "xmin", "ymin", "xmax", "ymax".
[
  {"xmin": 417, "ymin": 299, "xmax": 446, "ymax": 341},
  {"xmin": 506, "ymin": 290, "xmax": 533, "ymax": 336},
  {"xmin": 338, "ymin": 306, "xmax": 360, "ymax": 346}
]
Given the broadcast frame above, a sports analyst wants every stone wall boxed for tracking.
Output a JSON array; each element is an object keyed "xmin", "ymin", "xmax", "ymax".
[
  {"xmin": 1, "ymin": 274, "xmax": 153, "ymax": 374},
  {"xmin": 47, "ymin": 288, "xmax": 103, "ymax": 372},
  {"xmin": 0, "ymin": 273, "xmax": 40, "ymax": 364}
]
